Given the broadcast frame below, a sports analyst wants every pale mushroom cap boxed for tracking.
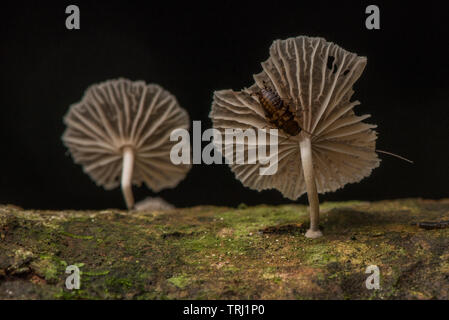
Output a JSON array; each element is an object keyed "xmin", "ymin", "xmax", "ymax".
[
  {"xmin": 63, "ymin": 78, "xmax": 191, "ymax": 192},
  {"xmin": 210, "ymin": 36, "xmax": 380, "ymax": 200}
]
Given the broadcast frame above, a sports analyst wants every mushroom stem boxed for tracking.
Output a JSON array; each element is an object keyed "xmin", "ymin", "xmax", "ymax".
[
  {"xmin": 299, "ymin": 136, "xmax": 323, "ymax": 238},
  {"xmin": 121, "ymin": 146, "xmax": 135, "ymax": 210}
]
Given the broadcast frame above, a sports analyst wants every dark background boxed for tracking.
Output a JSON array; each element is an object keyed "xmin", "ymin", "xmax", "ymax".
[{"xmin": 1, "ymin": 1, "xmax": 448, "ymax": 210}]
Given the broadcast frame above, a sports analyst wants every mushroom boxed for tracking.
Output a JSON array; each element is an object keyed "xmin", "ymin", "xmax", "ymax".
[
  {"xmin": 62, "ymin": 78, "xmax": 191, "ymax": 209},
  {"xmin": 210, "ymin": 36, "xmax": 380, "ymax": 238}
]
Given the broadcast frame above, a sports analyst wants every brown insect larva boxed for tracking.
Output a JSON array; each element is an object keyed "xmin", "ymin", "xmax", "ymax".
[
  {"xmin": 252, "ymin": 83, "xmax": 414, "ymax": 164},
  {"xmin": 252, "ymin": 82, "xmax": 302, "ymax": 136}
]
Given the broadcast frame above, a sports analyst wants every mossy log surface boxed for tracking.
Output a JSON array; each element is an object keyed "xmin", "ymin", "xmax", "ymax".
[{"xmin": 1, "ymin": 199, "xmax": 448, "ymax": 299}]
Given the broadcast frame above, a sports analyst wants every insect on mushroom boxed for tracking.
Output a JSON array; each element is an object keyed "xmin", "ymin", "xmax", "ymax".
[
  {"xmin": 253, "ymin": 81, "xmax": 413, "ymax": 162},
  {"xmin": 210, "ymin": 36, "xmax": 413, "ymax": 239},
  {"xmin": 251, "ymin": 81, "xmax": 302, "ymax": 137}
]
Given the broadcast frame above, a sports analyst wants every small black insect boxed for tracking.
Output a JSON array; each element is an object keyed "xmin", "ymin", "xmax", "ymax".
[{"xmin": 251, "ymin": 82, "xmax": 302, "ymax": 136}]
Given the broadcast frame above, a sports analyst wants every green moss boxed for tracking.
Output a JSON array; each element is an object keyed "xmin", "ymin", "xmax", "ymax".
[
  {"xmin": 302, "ymin": 243, "xmax": 337, "ymax": 267},
  {"xmin": 222, "ymin": 265, "xmax": 239, "ymax": 273},
  {"xmin": 237, "ymin": 203, "xmax": 248, "ymax": 209},
  {"xmin": 105, "ymin": 277, "xmax": 134, "ymax": 289},
  {"xmin": 82, "ymin": 270, "xmax": 110, "ymax": 277},
  {"xmin": 1, "ymin": 199, "xmax": 448, "ymax": 299},
  {"xmin": 217, "ymin": 205, "xmax": 307, "ymax": 237},
  {"xmin": 167, "ymin": 274, "xmax": 190, "ymax": 289},
  {"xmin": 61, "ymin": 231, "xmax": 94, "ymax": 240},
  {"xmin": 30, "ymin": 255, "xmax": 60, "ymax": 282}
]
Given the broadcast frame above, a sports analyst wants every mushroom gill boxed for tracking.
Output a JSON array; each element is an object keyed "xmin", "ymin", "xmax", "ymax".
[
  {"xmin": 62, "ymin": 78, "xmax": 191, "ymax": 209},
  {"xmin": 210, "ymin": 36, "xmax": 380, "ymax": 238}
]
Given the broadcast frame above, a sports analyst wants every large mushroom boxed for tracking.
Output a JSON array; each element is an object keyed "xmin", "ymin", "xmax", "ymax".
[
  {"xmin": 62, "ymin": 78, "xmax": 191, "ymax": 209},
  {"xmin": 210, "ymin": 36, "xmax": 380, "ymax": 238}
]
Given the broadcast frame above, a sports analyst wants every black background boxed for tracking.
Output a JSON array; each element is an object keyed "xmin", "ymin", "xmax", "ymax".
[{"xmin": 1, "ymin": 1, "xmax": 448, "ymax": 210}]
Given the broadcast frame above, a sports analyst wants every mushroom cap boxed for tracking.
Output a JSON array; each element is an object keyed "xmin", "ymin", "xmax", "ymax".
[
  {"xmin": 63, "ymin": 78, "xmax": 191, "ymax": 192},
  {"xmin": 210, "ymin": 36, "xmax": 380, "ymax": 200}
]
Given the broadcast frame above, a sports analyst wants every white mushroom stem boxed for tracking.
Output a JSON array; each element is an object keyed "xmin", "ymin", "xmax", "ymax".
[
  {"xmin": 299, "ymin": 136, "xmax": 323, "ymax": 239},
  {"xmin": 121, "ymin": 146, "xmax": 135, "ymax": 210}
]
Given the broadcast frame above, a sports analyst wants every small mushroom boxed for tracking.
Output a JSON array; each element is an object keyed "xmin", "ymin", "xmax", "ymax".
[
  {"xmin": 62, "ymin": 78, "xmax": 191, "ymax": 209},
  {"xmin": 210, "ymin": 36, "xmax": 379, "ymax": 238}
]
